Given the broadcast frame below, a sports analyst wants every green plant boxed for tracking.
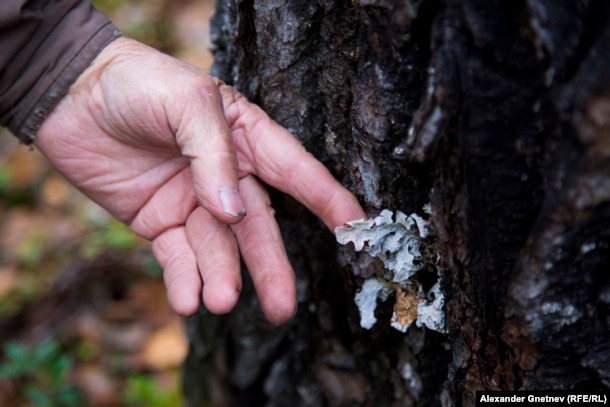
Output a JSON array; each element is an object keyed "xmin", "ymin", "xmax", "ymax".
[
  {"xmin": 0, "ymin": 164, "xmax": 34, "ymax": 206},
  {"xmin": 82, "ymin": 217, "xmax": 137, "ymax": 258},
  {"xmin": 143, "ymin": 254, "xmax": 163, "ymax": 278},
  {"xmin": 122, "ymin": 374, "xmax": 183, "ymax": 407},
  {"xmin": 0, "ymin": 339, "xmax": 82, "ymax": 407},
  {"xmin": 0, "ymin": 165, "xmax": 10, "ymax": 192},
  {"xmin": 101, "ymin": 219, "xmax": 137, "ymax": 249},
  {"xmin": 90, "ymin": 0, "xmax": 125, "ymax": 14},
  {"xmin": 16, "ymin": 234, "xmax": 46, "ymax": 269}
]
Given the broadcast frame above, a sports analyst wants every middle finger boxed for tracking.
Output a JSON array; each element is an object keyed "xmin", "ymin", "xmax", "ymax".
[{"xmin": 185, "ymin": 206, "xmax": 242, "ymax": 315}]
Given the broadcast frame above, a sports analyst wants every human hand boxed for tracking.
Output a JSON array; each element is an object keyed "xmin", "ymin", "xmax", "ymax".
[{"xmin": 35, "ymin": 38, "xmax": 365, "ymax": 325}]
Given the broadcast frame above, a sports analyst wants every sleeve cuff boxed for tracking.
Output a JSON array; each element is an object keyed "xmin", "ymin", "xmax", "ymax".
[{"xmin": 15, "ymin": 23, "xmax": 121, "ymax": 144}]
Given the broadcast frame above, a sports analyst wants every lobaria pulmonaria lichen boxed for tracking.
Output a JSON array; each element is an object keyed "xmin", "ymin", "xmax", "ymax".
[{"xmin": 336, "ymin": 208, "xmax": 445, "ymax": 333}]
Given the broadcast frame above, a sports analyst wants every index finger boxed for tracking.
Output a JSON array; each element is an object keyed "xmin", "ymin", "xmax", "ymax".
[{"xmin": 217, "ymin": 82, "xmax": 366, "ymax": 230}]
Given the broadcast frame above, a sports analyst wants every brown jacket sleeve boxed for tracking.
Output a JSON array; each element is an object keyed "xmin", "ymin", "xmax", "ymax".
[{"xmin": 0, "ymin": 0, "xmax": 121, "ymax": 144}]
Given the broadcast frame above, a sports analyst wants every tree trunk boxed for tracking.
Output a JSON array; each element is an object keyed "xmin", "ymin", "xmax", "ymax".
[{"xmin": 183, "ymin": 1, "xmax": 610, "ymax": 406}]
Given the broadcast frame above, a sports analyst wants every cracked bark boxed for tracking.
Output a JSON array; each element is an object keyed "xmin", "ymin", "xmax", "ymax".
[{"xmin": 183, "ymin": 1, "xmax": 610, "ymax": 406}]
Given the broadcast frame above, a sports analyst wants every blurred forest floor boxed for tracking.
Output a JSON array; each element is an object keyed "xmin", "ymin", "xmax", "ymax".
[{"xmin": 0, "ymin": 1, "xmax": 215, "ymax": 406}]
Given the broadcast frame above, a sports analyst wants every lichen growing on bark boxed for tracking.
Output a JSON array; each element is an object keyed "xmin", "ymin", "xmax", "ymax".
[{"xmin": 336, "ymin": 209, "xmax": 445, "ymax": 333}]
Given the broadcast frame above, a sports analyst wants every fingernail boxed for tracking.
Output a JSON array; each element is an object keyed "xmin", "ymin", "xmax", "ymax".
[{"xmin": 219, "ymin": 188, "xmax": 246, "ymax": 217}]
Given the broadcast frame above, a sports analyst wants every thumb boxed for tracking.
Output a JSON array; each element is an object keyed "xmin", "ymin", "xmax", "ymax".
[{"xmin": 170, "ymin": 76, "xmax": 246, "ymax": 224}]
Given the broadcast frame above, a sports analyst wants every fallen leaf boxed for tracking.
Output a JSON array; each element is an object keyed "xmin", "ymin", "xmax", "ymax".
[
  {"xmin": 0, "ymin": 266, "xmax": 19, "ymax": 297},
  {"xmin": 73, "ymin": 363, "xmax": 120, "ymax": 405},
  {"xmin": 138, "ymin": 322, "xmax": 188, "ymax": 370}
]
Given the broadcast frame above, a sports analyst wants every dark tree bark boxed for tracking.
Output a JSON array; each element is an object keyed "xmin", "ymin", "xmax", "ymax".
[{"xmin": 183, "ymin": 1, "xmax": 610, "ymax": 406}]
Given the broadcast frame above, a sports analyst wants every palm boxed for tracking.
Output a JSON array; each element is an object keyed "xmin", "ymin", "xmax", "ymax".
[{"xmin": 35, "ymin": 38, "xmax": 365, "ymax": 325}]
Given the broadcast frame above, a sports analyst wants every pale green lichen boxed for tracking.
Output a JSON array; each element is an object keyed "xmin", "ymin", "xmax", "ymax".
[{"xmin": 336, "ymin": 209, "xmax": 446, "ymax": 333}]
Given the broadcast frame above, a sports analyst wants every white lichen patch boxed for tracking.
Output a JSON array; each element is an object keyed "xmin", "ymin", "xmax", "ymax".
[
  {"xmin": 336, "ymin": 209, "xmax": 427, "ymax": 285},
  {"xmin": 541, "ymin": 301, "xmax": 582, "ymax": 326},
  {"xmin": 399, "ymin": 361, "xmax": 423, "ymax": 396},
  {"xmin": 336, "ymin": 209, "xmax": 446, "ymax": 334},
  {"xmin": 415, "ymin": 281, "xmax": 445, "ymax": 332},
  {"xmin": 354, "ymin": 278, "xmax": 393, "ymax": 329}
]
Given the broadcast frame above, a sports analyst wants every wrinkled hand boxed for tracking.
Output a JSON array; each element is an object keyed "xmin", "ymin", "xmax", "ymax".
[{"xmin": 35, "ymin": 38, "xmax": 365, "ymax": 325}]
